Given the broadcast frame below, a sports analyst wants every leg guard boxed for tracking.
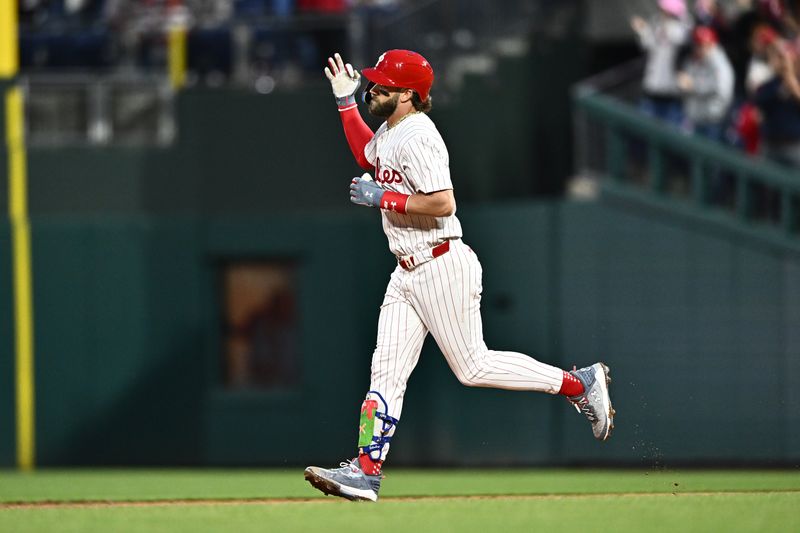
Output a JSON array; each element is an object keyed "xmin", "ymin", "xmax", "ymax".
[{"xmin": 357, "ymin": 391, "xmax": 398, "ymax": 461}]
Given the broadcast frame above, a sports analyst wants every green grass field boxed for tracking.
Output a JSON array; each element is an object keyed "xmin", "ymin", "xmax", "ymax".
[{"xmin": 1, "ymin": 469, "xmax": 798, "ymax": 532}]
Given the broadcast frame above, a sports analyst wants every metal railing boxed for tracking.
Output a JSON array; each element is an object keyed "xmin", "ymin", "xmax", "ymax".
[
  {"xmin": 573, "ymin": 77, "xmax": 800, "ymax": 248},
  {"xmin": 21, "ymin": 73, "xmax": 175, "ymax": 146}
]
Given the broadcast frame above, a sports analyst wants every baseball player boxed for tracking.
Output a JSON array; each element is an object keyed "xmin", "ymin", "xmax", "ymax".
[{"xmin": 304, "ymin": 50, "xmax": 614, "ymax": 502}]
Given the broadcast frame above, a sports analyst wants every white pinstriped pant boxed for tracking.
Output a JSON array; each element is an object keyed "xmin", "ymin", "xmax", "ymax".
[{"xmin": 367, "ymin": 239, "xmax": 563, "ymax": 461}]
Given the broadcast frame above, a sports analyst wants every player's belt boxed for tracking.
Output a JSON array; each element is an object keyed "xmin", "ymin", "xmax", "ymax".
[{"xmin": 397, "ymin": 240, "xmax": 451, "ymax": 271}]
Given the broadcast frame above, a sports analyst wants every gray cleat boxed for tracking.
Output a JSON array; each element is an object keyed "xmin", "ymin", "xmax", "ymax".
[
  {"xmin": 304, "ymin": 459, "xmax": 382, "ymax": 502},
  {"xmin": 568, "ymin": 362, "xmax": 615, "ymax": 441}
]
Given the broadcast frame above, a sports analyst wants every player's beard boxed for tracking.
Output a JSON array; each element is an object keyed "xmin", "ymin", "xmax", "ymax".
[{"xmin": 368, "ymin": 94, "xmax": 399, "ymax": 118}]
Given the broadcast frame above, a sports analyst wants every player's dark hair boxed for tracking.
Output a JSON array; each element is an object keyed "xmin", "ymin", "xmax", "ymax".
[{"xmin": 411, "ymin": 91, "xmax": 432, "ymax": 113}]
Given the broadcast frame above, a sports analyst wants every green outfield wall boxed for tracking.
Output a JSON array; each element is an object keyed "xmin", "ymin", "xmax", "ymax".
[
  {"xmin": 0, "ymin": 222, "xmax": 13, "ymax": 465},
  {"xmin": 1, "ymin": 200, "xmax": 799, "ymax": 467},
  {"xmin": 2, "ymin": 72, "xmax": 799, "ymax": 466}
]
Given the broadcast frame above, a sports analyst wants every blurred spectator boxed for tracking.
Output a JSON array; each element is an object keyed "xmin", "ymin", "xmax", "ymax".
[
  {"xmin": 677, "ymin": 26, "xmax": 735, "ymax": 140},
  {"xmin": 184, "ymin": 0, "xmax": 235, "ymax": 84},
  {"xmin": 19, "ymin": 0, "xmax": 46, "ymax": 28},
  {"xmin": 294, "ymin": 0, "xmax": 348, "ymax": 72},
  {"xmin": 351, "ymin": 0, "xmax": 401, "ymax": 64},
  {"xmin": 296, "ymin": 0, "xmax": 345, "ymax": 12},
  {"xmin": 631, "ymin": 0, "xmax": 694, "ymax": 126},
  {"xmin": 746, "ymin": 23, "xmax": 779, "ymax": 93},
  {"xmin": 185, "ymin": 0, "xmax": 233, "ymax": 28},
  {"xmin": 756, "ymin": 0, "xmax": 795, "ymax": 31},
  {"xmin": 728, "ymin": 23, "xmax": 779, "ymax": 154},
  {"xmin": 19, "ymin": 0, "xmax": 107, "ymax": 29},
  {"xmin": 103, "ymin": 0, "xmax": 171, "ymax": 71},
  {"xmin": 734, "ymin": 100, "xmax": 762, "ymax": 153},
  {"xmin": 752, "ymin": 35, "xmax": 800, "ymax": 166},
  {"xmin": 726, "ymin": 0, "xmax": 762, "ymax": 99},
  {"xmin": 103, "ymin": 0, "xmax": 237, "ymax": 80},
  {"xmin": 693, "ymin": 0, "xmax": 730, "ymax": 34}
]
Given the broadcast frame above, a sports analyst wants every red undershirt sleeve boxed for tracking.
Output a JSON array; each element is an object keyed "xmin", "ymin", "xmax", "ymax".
[{"xmin": 339, "ymin": 105, "xmax": 375, "ymax": 171}]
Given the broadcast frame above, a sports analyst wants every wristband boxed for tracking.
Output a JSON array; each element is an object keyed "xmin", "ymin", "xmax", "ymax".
[
  {"xmin": 380, "ymin": 191, "xmax": 409, "ymax": 214},
  {"xmin": 336, "ymin": 94, "xmax": 356, "ymax": 108}
]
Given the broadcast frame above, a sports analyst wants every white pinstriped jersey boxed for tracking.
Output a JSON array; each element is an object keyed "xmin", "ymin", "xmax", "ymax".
[
  {"xmin": 355, "ymin": 109, "xmax": 566, "ymax": 466},
  {"xmin": 364, "ymin": 112, "xmax": 463, "ymax": 257}
]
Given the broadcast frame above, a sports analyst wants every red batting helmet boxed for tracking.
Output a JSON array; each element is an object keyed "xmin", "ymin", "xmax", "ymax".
[{"xmin": 362, "ymin": 50, "xmax": 434, "ymax": 102}]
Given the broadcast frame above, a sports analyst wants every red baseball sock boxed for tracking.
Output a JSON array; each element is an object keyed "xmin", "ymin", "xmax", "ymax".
[
  {"xmin": 358, "ymin": 454, "xmax": 382, "ymax": 476},
  {"xmin": 558, "ymin": 370, "xmax": 584, "ymax": 397}
]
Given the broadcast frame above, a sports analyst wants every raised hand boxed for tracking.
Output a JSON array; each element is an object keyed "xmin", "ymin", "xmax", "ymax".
[
  {"xmin": 325, "ymin": 52, "xmax": 361, "ymax": 107},
  {"xmin": 630, "ymin": 15, "xmax": 647, "ymax": 35}
]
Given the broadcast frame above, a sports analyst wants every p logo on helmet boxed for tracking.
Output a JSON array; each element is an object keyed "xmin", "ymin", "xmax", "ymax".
[{"xmin": 362, "ymin": 49, "xmax": 434, "ymax": 104}]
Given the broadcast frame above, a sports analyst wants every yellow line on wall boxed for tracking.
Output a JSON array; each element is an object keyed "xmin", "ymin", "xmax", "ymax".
[{"xmin": 6, "ymin": 86, "xmax": 36, "ymax": 471}]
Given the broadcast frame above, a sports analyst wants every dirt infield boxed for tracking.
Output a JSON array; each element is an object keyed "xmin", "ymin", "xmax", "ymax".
[{"xmin": 3, "ymin": 490, "xmax": 799, "ymax": 510}]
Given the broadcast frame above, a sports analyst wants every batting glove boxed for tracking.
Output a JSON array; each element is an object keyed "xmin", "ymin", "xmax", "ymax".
[
  {"xmin": 325, "ymin": 52, "xmax": 361, "ymax": 108},
  {"xmin": 350, "ymin": 173, "xmax": 384, "ymax": 208}
]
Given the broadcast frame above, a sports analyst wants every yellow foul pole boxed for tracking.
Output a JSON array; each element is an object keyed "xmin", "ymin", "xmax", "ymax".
[
  {"xmin": 2, "ymin": 0, "xmax": 36, "ymax": 471},
  {"xmin": 0, "ymin": 0, "xmax": 18, "ymax": 79},
  {"xmin": 167, "ymin": 3, "xmax": 188, "ymax": 90}
]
